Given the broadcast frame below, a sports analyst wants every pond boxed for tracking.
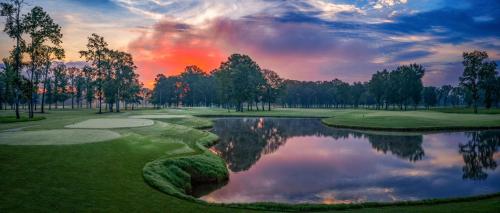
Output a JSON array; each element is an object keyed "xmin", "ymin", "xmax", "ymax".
[{"xmin": 193, "ymin": 118, "xmax": 500, "ymax": 204}]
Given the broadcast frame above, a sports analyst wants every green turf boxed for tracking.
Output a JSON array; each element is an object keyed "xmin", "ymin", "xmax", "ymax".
[
  {"xmin": 321, "ymin": 110, "xmax": 500, "ymax": 131},
  {"xmin": 0, "ymin": 129, "xmax": 121, "ymax": 145},
  {"xmin": 0, "ymin": 116, "xmax": 45, "ymax": 123},
  {"xmin": 432, "ymin": 107, "xmax": 500, "ymax": 114},
  {"xmin": 0, "ymin": 108, "xmax": 499, "ymax": 212},
  {"xmin": 66, "ymin": 118, "xmax": 155, "ymax": 129}
]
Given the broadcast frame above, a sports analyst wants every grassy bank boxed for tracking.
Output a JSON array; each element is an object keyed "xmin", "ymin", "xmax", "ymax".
[
  {"xmin": 0, "ymin": 109, "xmax": 499, "ymax": 212},
  {"xmin": 432, "ymin": 107, "xmax": 500, "ymax": 114},
  {"xmin": 321, "ymin": 110, "xmax": 500, "ymax": 131},
  {"xmin": 142, "ymin": 107, "xmax": 500, "ymax": 131}
]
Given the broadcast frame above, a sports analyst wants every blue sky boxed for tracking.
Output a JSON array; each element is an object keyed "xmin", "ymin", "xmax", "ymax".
[{"xmin": 0, "ymin": 0, "xmax": 498, "ymax": 87}]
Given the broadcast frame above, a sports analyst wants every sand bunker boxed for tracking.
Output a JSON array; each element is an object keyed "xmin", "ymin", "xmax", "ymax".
[
  {"xmin": 66, "ymin": 118, "xmax": 154, "ymax": 129},
  {"xmin": 129, "ymin": 115, "xmax": 188, "ymax": 119},
  {"xmin": 0, "ymin": 129, "xmax": 121, "ymax": 145}
]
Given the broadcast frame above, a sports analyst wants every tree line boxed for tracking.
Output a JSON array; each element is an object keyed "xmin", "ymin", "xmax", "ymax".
[
  {"xmin": 151, "ymin": 51, "xmax": 498, "ymax": 113},
  {"xmin": 151, "ymin": 54, "xmax": 284, "ymax": 112},
  {"xmin": 1, "ymin": 1, "xmax": 498, "ymax": 116},
  {"xmin": 0, "ymin": 0, "xmax": 146, "ymax": 119}
]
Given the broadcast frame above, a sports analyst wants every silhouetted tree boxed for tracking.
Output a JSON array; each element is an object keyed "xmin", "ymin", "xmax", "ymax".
[
  {"xmin": 423, "ymin": 86, "xmax": 438, "ymax": 109},
  {"xmin": 262, "ymin": 69, "xmax": 284, "ymax": 111},
  {"xmin": 369, "ymin": 69, "xmax": 389, "ymax": 109},
  {"xmin": 1, "ymin": 0, "xmax": 25, "ymax": 119},
  {"xmin": 80, "ymin": 33, "xmax": 108, "ymax": 113},
  {"xmin": 460, "ymin": 51, "xmax": 497, "ymax": 113},
  {"xmin": 438, "ymin": 85, "xmax": 452, "ymax": 106},
  {"xmin": 23, "ymin": 6, "xmax": 62, "ymax": 118}
]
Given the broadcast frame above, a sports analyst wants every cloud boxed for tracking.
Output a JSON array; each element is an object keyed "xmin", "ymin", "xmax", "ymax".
[
  {"xmin": 128, "ymin": 15, "xmax": 389, "ymax": 85},
  {"xmin": 127, "ymin": 19, "xmax": 236, "ymax": 87},
  {"xmin": 390, "ymin": 50, "xmax": 435, "ymax": 62},
  {"xmin": 2, "ymin": 0, "xmax": 499, "ymax": 88},
  {"xmin": 373, "ymin": 0, "xmax": 408, "ymax": 9},
  {"xmin": 112, "ymin": 0, "xmax": 366, "ymax": 24},
  {"xmin": 112, "ymin": 0, "xmax": 278, "ymax": 24}
]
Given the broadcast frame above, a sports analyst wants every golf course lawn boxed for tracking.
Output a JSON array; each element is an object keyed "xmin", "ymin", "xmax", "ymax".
[
  {"xmin": 432, "ymin": 107, "xmax": 500, "ymax": 114},
  {"xmin": 0, "ymin": 108, "xmax": 499, "ymax": 212},
  {"xmin": 0, "ymin": 115, "xmax": 45, "ymax": 123},
  {"xmin": 321, "ymin": 110, "xmax": 500, "ymax": 131}
]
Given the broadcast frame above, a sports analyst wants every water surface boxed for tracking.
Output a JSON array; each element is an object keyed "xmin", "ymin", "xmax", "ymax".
[{"xmin": 194, "ymin": 118, "xmax": 500, "ymax": 204}]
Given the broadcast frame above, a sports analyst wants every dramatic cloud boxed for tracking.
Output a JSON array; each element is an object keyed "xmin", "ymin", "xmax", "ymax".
[{"xmin": 0, "ymin": 0, "xmax": 499, "ymax": 87}]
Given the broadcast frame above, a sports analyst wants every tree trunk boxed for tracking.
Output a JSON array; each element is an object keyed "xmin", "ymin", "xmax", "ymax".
[
  {"xmin": 98, "ymin": 93, "xmax": 102, "ymax": 114},
  {"xmin": 29, "ymin": 70, "xmax": 34, "ymax": 118},
  {"xmin": 116, "ymin": 89, "xmax": 120, "ymax": 112}
]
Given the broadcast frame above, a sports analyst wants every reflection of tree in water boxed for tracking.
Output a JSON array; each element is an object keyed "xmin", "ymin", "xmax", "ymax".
[
  {"xmin": 460, "ymin": 131, "xmax": 500, "ymax": 180},
  {"xmin": 212, "ymin": 118, "xmax": 425, "ymax": 172},
  {"xmin": 367, "ymin": 135, "xmax": 424, "ymax": 162},
  {"xmin": 212, "ymin": 118, "xmax": 348, "ymax": 172}
]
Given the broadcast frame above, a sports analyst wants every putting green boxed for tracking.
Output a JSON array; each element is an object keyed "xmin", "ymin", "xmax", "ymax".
[
  {"xmin": 65, "ymin": 118, "xmax": 154, "ymax": 129},
  {"xmin": 0, "ymin": 129, "xmax": 121, "ymax": 145},
  {"xmin": 129, "ymin": 115, "xmax": 188, "ymax": 119}
]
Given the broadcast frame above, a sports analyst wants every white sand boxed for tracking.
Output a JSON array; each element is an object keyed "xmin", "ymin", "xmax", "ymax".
[
  {"xmin": 129, "ymin": 115, "xmax": 188, "ymax": 119},
  {"xmin": 65, "ymin": 118, "xmax": 154, "ymax": 129},
  {"xmin": 0, "ymin": 129, "xmax": 121, "ymax": 145}
]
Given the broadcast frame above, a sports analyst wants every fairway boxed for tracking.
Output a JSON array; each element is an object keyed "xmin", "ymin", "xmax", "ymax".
[
  {"xmin": 0, "ymin": 108, "xmax": 499, "ymax": 212},
  {"xmin": 0, "ymin": 129, "xmax": 121, "ymax": 145},
  {"xmin": 1, "ymin": 0, "xmax": 500, "ymax": 211},
  {"xmin": 321, "ymin": 110, "xmax": 500, "ymax": 131},
  {"xmin": 65, "ymin": 118, "xmax": 155, "ymax": 129},
  {"xmin": 129, "ymin": 114, "xmax": 189, "ymax": 119}
]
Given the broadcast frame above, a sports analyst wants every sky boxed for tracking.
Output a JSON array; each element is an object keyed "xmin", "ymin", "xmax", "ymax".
[{"xmin": 0, "ymin": 0, "xmax": 499, "ymax": 88}]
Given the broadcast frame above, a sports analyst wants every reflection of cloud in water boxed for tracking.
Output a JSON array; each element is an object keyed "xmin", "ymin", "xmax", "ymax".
[
  {"xmin": 422, "ymin": 134, "xmax": 465, "ymax": 167},
  {"xmin": 199, "ymin": 118, "xmax": 500, "ymax": 203}
]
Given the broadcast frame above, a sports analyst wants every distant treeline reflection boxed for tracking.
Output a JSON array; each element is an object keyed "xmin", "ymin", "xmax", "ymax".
[{"xmin": 211, "ymin": 118, "xmax": 499, "ymax": 180}]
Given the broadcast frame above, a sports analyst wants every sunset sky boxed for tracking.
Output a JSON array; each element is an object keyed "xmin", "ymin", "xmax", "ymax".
[{"xmin": 0, "ymin": 0, "xmax": 499, "ymax": 88}]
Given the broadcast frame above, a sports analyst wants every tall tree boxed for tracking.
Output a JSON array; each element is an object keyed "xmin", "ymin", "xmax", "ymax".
[
  {"xmin": 66, "ymin": 67, "xmax": 79, "ymax": 109},
  {"xmin": 423, "ymin": 86, "xmax": 438, "ymax": 109},
  {"xmin": 82, "ymin": 65, "xmax": 94, "ymax": 109},
  {"xmin": 0, "ymin": 66, "xmax": 5, "ymax": 109},
  {"xmin": 262, "ymin": 69, "xmax": 284, "ymax": 111},
  {"xmin": 1, "ymin": 0, "xmax": 25, "ymax": 119},
  {"xmin": 1, "ymin": 58, "xmax": 16, "ymax": 109},
  {"xmin": 213, "ymin": 54, "xmax": 264, "ymax": 112},
  {"xmin": 115, "ymin": 51, "xmax": 138, "ymax": 111},
  {"xmin": 180, "ymin": 65, "xmax": 205, "ymax": 107},
  {"xmin": 75, "ymin": 71, "xmax": 85, "ymax": 108},
  {"xmin": 40, "ymin": 45, "xmax": 64, "ymax": 113},
  {"xmin": 407, "ymin": 64, "xmax": 425, "ymax": 109},
  {"xmin": 478, "ymin": 60, "xmax": 498, "ymax": 109},
  {"xmin": 351, "ymin": 82, "xmax": 365, "ymax": 108},
  {"xmin": 460, "ymin": 51, "xmax": 496, "ymax": 113},
  {"xmin": 79, "ymin": 33, "xmax": 108, "ymax": 114},
  {"xmin": 23, "ymin": 6, "xmax": 62, "ymax": 117},
  {"xmin": 369, "ymin": 70, "xmax": 389, "ymax": 109},
  {"xmin": 52, "ymin": 63, "xmax": 67, "ymax": 109},
  {"xmin": 438, "ymin": 85, "xmax": 452, "ymax": 106}
]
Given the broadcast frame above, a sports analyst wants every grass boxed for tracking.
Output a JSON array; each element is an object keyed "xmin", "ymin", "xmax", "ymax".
[
  {"xmin": 0, "ymin": 129, "xmax": 121, "ymax": 145},
  {"xmin": 432, "ymin": 107, "xmax": 500, "ymax": 114},
  {"xmin": 65, "ymin": 118, "xmax": 154, "ymax": 129},
  {"xmin": 321, "ymin": 110, "xmax": 500, "ymax": 131},
  {"xmin": 0, "ymin": 116, "xmax": 45, "ymax": 123},
  {"xmin": 0, "ymin": 108, "xmax": 499, "ymax": 212}
]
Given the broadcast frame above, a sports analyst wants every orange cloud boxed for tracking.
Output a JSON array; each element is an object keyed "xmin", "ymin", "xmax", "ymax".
[{"xmin": 128, "ymin": 20, "xmax": 226, "ymax": 88}]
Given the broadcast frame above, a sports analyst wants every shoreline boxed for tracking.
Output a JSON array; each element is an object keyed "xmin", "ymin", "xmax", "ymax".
[{"xmin": 143, "ymin": 116, "xmax": 500, "ymax": 212}]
